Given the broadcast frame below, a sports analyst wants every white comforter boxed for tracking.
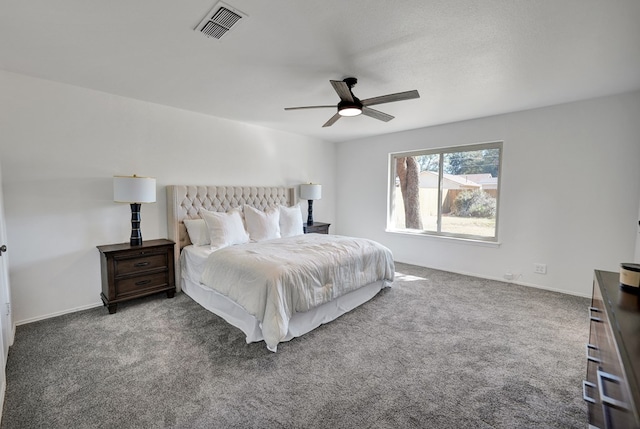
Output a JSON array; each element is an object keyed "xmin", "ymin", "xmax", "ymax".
[{"xmin": 200, "ymin": 234, "xmax": 394, "ymax": 351}]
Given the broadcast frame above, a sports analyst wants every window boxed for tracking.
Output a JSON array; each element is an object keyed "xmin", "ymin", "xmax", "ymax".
[{"xmin": 388, "ymin": 142, "xmax": 502, "ymax": 241}]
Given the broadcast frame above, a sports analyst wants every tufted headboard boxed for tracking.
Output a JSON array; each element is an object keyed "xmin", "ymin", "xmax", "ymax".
[{"xmin": 166, "ymin": 185, "xmax": 296, "ymax": 291}]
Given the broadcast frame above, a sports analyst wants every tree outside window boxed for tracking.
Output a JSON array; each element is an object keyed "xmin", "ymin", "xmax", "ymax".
[{"xmin": 389, "ymin": 142, "xmax": 502, "ymax": 241}]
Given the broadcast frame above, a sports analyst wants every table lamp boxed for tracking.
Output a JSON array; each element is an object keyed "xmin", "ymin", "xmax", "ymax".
[
  {"xmin": 113, "ymin": 175, "xmax": 156, "ymax": 246},
  {"xmin": 300, "ymin": 183, "xmax": 321, "ymax": 226}
]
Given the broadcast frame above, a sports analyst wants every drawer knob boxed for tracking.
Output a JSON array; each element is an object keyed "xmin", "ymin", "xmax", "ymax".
[
  {"xmin": 582, "ymin": 380, "xmax": 597, "ymax": 404},
  {"xmin": 135, "ymin": 280, "xmax": 152, "ymax": 286},
  {"xmin": 586, "ymin": 344, "xmax": 601, "ymax": 363},
  {"xmin": 597, "ymin": 369, "xmax": 629, "ymax": 410},
  {"xmin": 588, "ymin": 306, "xmax": 602, "ymax": 322},
  {"xmin": 134, "ymin": 262, "xmax": 150, "ymax": 267}
]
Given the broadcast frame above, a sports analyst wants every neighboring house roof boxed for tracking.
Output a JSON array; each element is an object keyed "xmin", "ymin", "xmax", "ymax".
[
  {"xmin": 419, "ymin": 171, "xmax": 480, "ymax": 189},
  {"xmin": 418, "ymin": 171, "xmax": 497, "ymax": 190},
  {"xmin": 442, "ymin": 173, "xmax": 482, "ymax": 188},
  {"xmin": 460, "ymin": 174, "xmax": 498, "ymax": 190}
]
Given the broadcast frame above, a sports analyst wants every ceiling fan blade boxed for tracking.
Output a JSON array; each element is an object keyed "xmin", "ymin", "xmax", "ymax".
[
  {"xmin": 361, "ymin": 90, "xmax": 420, "ymax": 107},
  {"xmin": 362, "ymin": 107, "xmax": 394, "ymax": 122},
  {"xmin": 330, "ymin": 80, "xmax": 354, "ymax": 102},
  {"xmin": 284, "ymin": 105, "xmax": 335, "ymax": 111},
  {"xmin": 322, "ymin": 113, "xmax": 342, "ymax": 127}
]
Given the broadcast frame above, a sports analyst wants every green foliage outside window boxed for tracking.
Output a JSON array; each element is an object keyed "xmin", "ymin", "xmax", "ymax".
[{"xmin": 451, "ymin": 189, "xmax": 496, "ymax": 218}]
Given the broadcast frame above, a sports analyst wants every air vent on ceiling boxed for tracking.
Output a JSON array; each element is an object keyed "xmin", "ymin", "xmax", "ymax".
[{"xmin": 195, "ymin": 1, "xmax": 247, "ymax": 40}]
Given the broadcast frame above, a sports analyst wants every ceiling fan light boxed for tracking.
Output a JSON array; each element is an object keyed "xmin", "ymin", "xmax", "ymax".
[{"xmin": 338, "ymin": 106, "xmax": 362, "ymax": 117}]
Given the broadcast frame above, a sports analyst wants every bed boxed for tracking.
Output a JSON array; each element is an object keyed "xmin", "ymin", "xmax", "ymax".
[{"xmin": 166, "ymin": 185, "xmax": 394, "ymax": 351}]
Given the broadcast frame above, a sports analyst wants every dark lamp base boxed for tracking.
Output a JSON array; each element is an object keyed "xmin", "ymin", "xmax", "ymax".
[
  {"xmin": 306, "ymin": 199, "xmax": 314, "ymax": 226},
  {"xmin": 129, "ymin": 203, "xmax": 143, "ymax": 246}
]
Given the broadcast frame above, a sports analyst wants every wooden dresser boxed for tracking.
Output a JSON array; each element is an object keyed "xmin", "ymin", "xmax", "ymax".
[
  {"xmin": 585, "ymin": 270, "xmax": 640, "ymax": 428},
  {"xmin": 97, "ymin": 239, "xmax": 175, "ymax": 314}
]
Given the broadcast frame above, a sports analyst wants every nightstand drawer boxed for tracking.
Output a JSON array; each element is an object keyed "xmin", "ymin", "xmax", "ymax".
[
  {"xmin": 115, "ymin": 271, "xmax": 170, "ymax": 298},
  {"xmin": 114, "ymin": 252, "xmax": 168, "ymax": 276},
  {"xmin": 304, "ymin": 222, "xmax": 330, "ymax": 234}
]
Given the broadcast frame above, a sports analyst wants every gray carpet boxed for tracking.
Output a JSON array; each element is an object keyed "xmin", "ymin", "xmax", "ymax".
[{"xmin": 1, "ymin": 263, "xmax": 589, "ymax": 428}]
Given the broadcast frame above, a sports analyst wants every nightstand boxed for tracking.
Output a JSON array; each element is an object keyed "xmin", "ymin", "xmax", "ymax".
[
  {"xmin": 303, "ymin": 222, "xmax": 331, "ymax": 234},
  {"xmin": 97, "ymin": 239, "xmax": 175, "ymax": 314}
]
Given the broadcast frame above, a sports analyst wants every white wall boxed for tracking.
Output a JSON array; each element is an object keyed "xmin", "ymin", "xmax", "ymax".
[
  {"xmin": 336, "ymin": 91, "xmax": 640, "ymax": 296},
  {"xmin": 0, "ymin": 71, "xmax": 336, "ymax": 324}
]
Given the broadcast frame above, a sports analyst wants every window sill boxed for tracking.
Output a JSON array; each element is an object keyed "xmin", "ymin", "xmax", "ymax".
[{"xmin": 385, "ymin": 229, "xmax": 501, "ymax": 247}]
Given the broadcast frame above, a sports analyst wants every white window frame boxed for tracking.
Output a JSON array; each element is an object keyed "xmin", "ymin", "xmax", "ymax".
[{"xmin": 387, "ymin": 141, "xmax": 503, "ymax": 242}]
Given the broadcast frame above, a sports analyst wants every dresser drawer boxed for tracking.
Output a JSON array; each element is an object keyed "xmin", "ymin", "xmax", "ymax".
[
  {"xmin": 591, "ymin": 309, "xmax": 630, "ymax": 426},
  {"xmin": 114, "ymin": 252, "xmax": 168, "ymax": 276},
  {"xmin": 586, "ymin": 301, "xmax": 605, "ymax": 427},
  {"xmin": 115, "ymin": 271, "xmax": 170, "ymax": 299}
]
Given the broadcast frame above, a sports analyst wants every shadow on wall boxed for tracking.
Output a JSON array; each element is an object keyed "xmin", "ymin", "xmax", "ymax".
[
  {"xmin": 10, "ymin": 248, "xmax": 101, "ymax": 324},
  {"xmin": 2, "ymin": 176, "xmax": 163, "ymax": 323}
]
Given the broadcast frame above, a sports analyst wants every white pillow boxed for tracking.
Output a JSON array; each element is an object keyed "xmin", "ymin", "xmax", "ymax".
[
  {"xmin": 183, "ymin": 218, "xmax": 210, "ymax": 246},
  {"xmin": 279, "ymin": 204, "xmax": 304, "ymax": 237},
  {"xmin": 200, "ymin": 209, "xmax": 250, "ymax": 249},
  {"xmin": 244, "ymin": 205, "xmax": 281, "ymax": 242}
]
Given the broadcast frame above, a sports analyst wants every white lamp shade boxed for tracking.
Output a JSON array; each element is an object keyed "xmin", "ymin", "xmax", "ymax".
[
  {"xmin": 113, "ymin": 176, "xmax": 156, "ymax": 203},
  {"xmin": 300, "ymin": 183, "xmax": 322, "ymax": 200}
]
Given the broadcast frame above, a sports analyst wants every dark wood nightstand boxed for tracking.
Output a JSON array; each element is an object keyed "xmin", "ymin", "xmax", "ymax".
[
  {"xmin": 97, "ymin": 239, "xmax": 175, "ymax": 314},
  {"xmin": 303, "ymin": 222, "xmax": 330, "ymax": 234}
]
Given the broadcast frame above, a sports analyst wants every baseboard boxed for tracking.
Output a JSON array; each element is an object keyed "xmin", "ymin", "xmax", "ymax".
[
  {"xmin": 14, "ymin": 301, "xmax": 104, "ymax": 327},
  {"xmin": 394, "ymin": 260, "xmax": 592, "ymax": 299},
  {"xmin": 0, "ymin": 375, "xmax": 5, "ymax": 422},
  {"xmin": 507, "ymin": 277, "xmax": 591, "ymax": 298}
]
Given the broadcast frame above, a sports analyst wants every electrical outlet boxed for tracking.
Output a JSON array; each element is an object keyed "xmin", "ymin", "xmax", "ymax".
[{"xmin": 534, "ymin": 263, "xmax": 547, "ymax": 274}]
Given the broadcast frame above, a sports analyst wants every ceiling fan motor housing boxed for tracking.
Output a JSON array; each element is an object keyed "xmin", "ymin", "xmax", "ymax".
[
  {"xmin": 337, "ymin": 77, "xmax": 362, "ymax": 116},
  {"xmin": 338, "ymin": 98, "xmax": 362, "ymax": 116}
]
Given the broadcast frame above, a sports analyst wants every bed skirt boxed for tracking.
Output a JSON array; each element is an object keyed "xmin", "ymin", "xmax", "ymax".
[{"xmin": 181, "ymin": 274, "xmax": 386, "ymax": 350}]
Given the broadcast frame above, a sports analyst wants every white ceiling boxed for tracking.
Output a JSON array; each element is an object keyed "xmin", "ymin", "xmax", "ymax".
[{"xmin": 1, "ymin": 0, "xmax": 639, "ymax": 143}]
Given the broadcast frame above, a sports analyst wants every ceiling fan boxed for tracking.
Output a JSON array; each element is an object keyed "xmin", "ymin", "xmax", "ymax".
[{"xmin": 284, "ymin": 77, "xmax": 420, "ymax": 127}]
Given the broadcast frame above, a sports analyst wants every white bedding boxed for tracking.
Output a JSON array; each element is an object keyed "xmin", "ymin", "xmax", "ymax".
[
  {"xmin": 199, "ymin": 234, "xmax": 394, "ymax": 351},
  {"xmin": 180, "ymin": 244, "xmax": 214, "ymax": 286}
]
